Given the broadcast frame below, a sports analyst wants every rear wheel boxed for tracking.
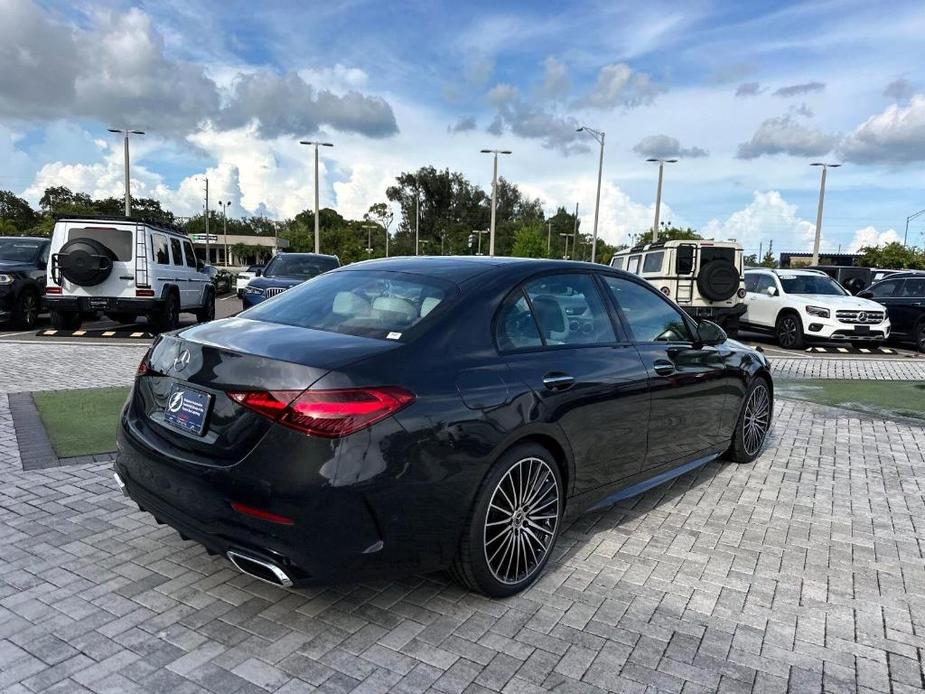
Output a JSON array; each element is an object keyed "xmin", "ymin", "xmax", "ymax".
[
  {"xmin": 725, "ymin": 377, "xmax": 772, "ymax": 463},
  {"xmin": 50, "ymin": 310, "xmax": 82, "ymax": 331},
  {"xmin": 152, "ymin": 291, "xmax": 180, "ymax": 332},
  {"xmin": 775, "ymin": 312, "xmax": 804, "ymax": 349},
  {"xmin": 195, "ymin": 289, "xmax": 215, "ymax": 323},
  {"xmin": 12, "ymin": 289, "xmax": 39, "ymax": 329},
  {"xmin": 915, "ymin": 321, "xmax": 925, "ymax": 353},
  {"xmin": 451, "ymin": 443, "xmax": 563, "ymax": 597}
]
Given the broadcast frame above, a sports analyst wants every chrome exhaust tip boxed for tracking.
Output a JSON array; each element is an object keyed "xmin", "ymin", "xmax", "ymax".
[
  {"xmin": 226, "ymin": 550, "xmax": 293, "ymax": 588},
  {"xmin": 113, "ymin": 472, "xmax": 128, "ymax": 497}
]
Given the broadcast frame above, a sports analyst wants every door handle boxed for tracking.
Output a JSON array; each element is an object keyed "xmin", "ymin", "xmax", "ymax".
[
  {"xmin": 542, "ymin": 373, "xmax": 575, "ymax": 391},
  {"xmin": 652, "ymin": 360, "xmax": 675, "ymax": 376}
]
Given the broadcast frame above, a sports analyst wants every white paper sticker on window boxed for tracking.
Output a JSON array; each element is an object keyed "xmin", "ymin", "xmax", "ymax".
[{"xmin": 386, "ymin": 332, "xmax": 402, "ymax": 340}]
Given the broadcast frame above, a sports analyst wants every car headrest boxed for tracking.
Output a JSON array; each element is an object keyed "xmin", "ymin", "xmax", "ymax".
[
  {"xmin": 372, "ymin": 296, "xmax": 417, "ymax": 319},
  {"xmin": 531, "ymin": 295, "xmax": 565, "ymax": 333},
  {"xmin": 333, "ymin": 291, "xmax": 370, "ymax": 316}
]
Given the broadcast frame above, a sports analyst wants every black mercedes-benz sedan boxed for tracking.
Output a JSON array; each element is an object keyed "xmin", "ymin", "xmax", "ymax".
[{"xmin": 115, "ymin": 257, "xmax": 773, "ymax": 597}]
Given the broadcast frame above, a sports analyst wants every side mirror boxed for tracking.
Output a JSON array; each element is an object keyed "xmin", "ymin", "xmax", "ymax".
[
  {"xmin": 255, "ymin": 269, "xmax": 262, "ymax": 277},
  {"xmin": 196, "ymin": 260, "xmax": 205, "ymax": 271},
  {"xmin": 697, "ymin": 320, "xmax": 727, "ymax": 346},
  {"xmin": 766, "ymin": 286, "xmax": 777, "ymax": 297},
  {"xmin": 858, "ymin": 290, "xmax": 873, "ymax": 299}
]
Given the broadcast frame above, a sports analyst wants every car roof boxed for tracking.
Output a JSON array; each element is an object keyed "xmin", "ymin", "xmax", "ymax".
[
  {"xmin": 336, "ymin": 255, "xmax": 608, "ymax": 283},
  {"xmin": 274, "ymin": 252, "xmax": 339, "ymax": 260},
  {"xmin": 746, "ymin": 267, "xmax": 826, "ymax": 276},
  {"xmin": 55, "ymin": 214, "xmax": 188, "ymax": 236},
  {"xmin": 873, "ymin": 270, "xmax": 925, "ymax": 280},
  {"xmin": 0, "ymin": 236, "xmax": 47, "ymax": 243}
]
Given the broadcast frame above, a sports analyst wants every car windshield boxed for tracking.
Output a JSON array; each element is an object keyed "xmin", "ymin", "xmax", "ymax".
[
  {"xmin": 264, "ymin": 254, "xmax": 338, "ymax": 280},
  {"xmin": 779, "ymin": 274, "xmax": 847, "ymax": 295},
  {"xmin": 0, "ymin": 239, "xmax": 42, "ymax": 263},
  {"xmin": 246, "ymin": 265, "xmax": 262, "ymax": 273},
  {"xmin": 241, "ymin": 270, "xmax": 453, "ymax": 341}
]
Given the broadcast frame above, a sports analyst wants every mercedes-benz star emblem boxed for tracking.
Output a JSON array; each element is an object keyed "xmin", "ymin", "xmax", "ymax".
[
  {"xmin": 858, "ymin": 312, "xmax": 867, "ymax": 323},
  {"xmin": 174, "ymin": 348, "xmax": 191, "ymax": 371}
]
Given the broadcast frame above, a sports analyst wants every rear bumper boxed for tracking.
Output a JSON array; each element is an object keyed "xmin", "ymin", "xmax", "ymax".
[
  {"xmin": 43, "ymin": 296, "xmax": 163, "ymax": 313},
  {"xmin": 682, "ymin": 303, "xmax": 747, "ymax": 320}
]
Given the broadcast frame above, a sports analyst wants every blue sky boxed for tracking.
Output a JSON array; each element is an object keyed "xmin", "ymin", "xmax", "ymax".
[{"xmin": 2, "ymin": 0, "xmax": 925, "ymax": 254}]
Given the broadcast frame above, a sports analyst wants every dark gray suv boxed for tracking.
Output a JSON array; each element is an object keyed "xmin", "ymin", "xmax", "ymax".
[{"xmin": 0, "ymin": 237, "xmax": 49, "ymax": 329}]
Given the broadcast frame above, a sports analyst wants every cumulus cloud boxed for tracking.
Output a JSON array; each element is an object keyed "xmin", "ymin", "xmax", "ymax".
[
  {"xmin": 703, "ymin": 191, "xmax": 817, "ymax": 251},
  {"xmin": 485, "ymin": 84, "xmax": 588, "ymax": 155},
  {"xmin": 847, "ymin": 226, "xmax": 900, "ymax": 253},
  {"xmin": 736, "ymin": 114, "xmax": 837, "ymax": 159},
  {"xmin": 839, "ymin": 95, "xmax": 925, "ymax": 164},
  {"xmin": 448, "ymin": 116, "xmax": 477, "ymax": 133},
  {"xmin": 217, "ymin": 72, "xmax": 398, "ymax": 139},
  {"xmin": 735, "ymin": 82, "xmax": 763, "ymax": 97},
  {"xmin": 773, "ymin": 81, "xmax": 825, "ymax": 98},
  {"xmin": 883, "ymin": 78, "xmax": 915, "ymax": 103},
  {"xmin": 541, "ymin": 57, "xmax": 570, "ymax": 99},
  {"xmin": 574, "ymin": 63, "xmax": 662, "ymax": 110},
  {"xmin": 633, "ymin": 134, "xmax": 708, "ymax": 159}
]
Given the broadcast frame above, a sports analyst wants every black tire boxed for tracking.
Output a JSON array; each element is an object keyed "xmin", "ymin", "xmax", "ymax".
[
  {"xmin": 450, "ymin": 442, "xmax": 563, "ymax": 598},
  {"xmin": 12, "ymin": 289, "xmax": 40, "ymax": 329},
  {"xmin": 105, "ymin": 312, "xmax": 137, "ymax": 324},
  {"xmin": 152, "ymin": 291, "xmax": 180, "ymax": 332},
  {"xmin": 50, "ymin": 310, "xmax": 82, "ymax": 331},
  {"xmin": 725, "ymin": 377, "xmax": 773, "ymax": 463},
  {"xmin": 914, "ymin": 321, "xmax": 925, "ymax": 353},
  {"xmin": 195, "ymin": 289, "xmax": 215, "ymax": 323},
  {"xmin": 775, "ymin": 312, "xmax": 805, "ymax": 349},
  {"xmin": 697, "ymin": 261, "xmax": 739, "ymax": 302},
  {"xmin": 56, "ymin": 238, "xmax": 115, "ymax": 287}
]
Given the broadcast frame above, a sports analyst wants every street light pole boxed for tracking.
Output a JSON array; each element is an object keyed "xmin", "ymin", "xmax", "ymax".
[
  {"xmin": 362, "ymin": 223, "xmax": 377, "ymax": 257},
  {"xmin": 480, "ymin": 149, "xmax": 512, "ymax": 256},
  {"xmin": 646, "ymin": 158, "xmax": 678, "ymax": 243},
  {"xmin": 108, "ymin": 128, "xmax": 144, "ymax": 217},
  {"xmin": 903, "ymin": 208, "xmax": 925, "ymax": 247},
  {"xmin": 577, "ymin": 127, "xmax": 605, "ymax": 263},
  {"xmin": 546, "ymin": 222, "xmax": 552, "ymax": 256},
  {"xmin": 473, "ymin": 229, "xmax": 489, "ymax": 255},
  {"xmin": 810, "ymin": 162, "xmax": 842, "ymax": 265},
  {"xmin": 299, "ymin": 140, "xmax": 334, "ymax": 254},
  {"xmin": 560, "ymin": 232, "xmax": 575, "ymax": 260},
  {"xmin": 204, "ymin": 177, "xmax": 210, "ymax": 264},
  {"xmin": 218, "ymin": 201, "xmax": 231, "ymax": 266},
  {"xmin": 415, "ymin": 193, "xmax": 420, "ymax": 256}
]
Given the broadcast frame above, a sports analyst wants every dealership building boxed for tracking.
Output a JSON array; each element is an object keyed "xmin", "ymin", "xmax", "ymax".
[{"xmin": 188, "ymin": 233, "xmax": 289, "ymax": 267}]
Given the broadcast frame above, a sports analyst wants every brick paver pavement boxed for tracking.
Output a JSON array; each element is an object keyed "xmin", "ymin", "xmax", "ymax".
[
  {"xmin": 1, "ymin": 344, "xmax": 924, "ymax": 692},
  {"xmin": 770, "ymin": 357, "xmax": 925, "ymax": 380}
]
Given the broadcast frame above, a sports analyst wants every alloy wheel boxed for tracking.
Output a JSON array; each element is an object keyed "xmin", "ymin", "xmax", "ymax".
[
  {"xmin": 483, "ymin": 457, "xmax": 559, "ymax": 586},
  {"xmin": 742, "ymin": 384, "xmax": 771, "ymax": 456},
  {"xmin": 21, "ymin": 293, "xmax": 37, "ymax": 328},
  {"xmin": 779, "ymin": 317, "xmax": 798, "ymax": 348}
]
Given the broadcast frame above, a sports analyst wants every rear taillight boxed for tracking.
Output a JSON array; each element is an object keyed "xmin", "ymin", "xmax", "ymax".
[
  {"xmin": 136, "ymin": 289, "xmax": 155, "ymax": 297},
  {"xmin": 228, "ymin": 387, "xmax": 415, "ymax": 438},
  {"xmin": 45, "ymin": 286, "xmax": 62, "ymax": 295},
  {"xmin": 137, "ymin": 357, "xmax": 149, "ymax": 376}
]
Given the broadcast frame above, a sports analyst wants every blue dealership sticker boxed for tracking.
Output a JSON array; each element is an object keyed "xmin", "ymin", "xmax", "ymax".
[{"xmin": 163, "ymin": 384, "xmax": 212, "ymax": 435}]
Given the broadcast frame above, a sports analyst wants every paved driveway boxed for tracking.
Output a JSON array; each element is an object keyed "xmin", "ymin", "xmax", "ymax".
[{"xmin": 1, "ymin": 346, "xmax": 924, "ymax": 693}]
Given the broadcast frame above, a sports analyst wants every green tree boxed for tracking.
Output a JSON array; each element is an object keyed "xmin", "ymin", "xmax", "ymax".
[
  {"xmin": 857, "ymin": 242, "xmax": 925, "ymax": 269},
  {"xmin": 0, "ymin": 191, "xmax": 38, "ymax": 231},
  {"xmin": 759, "ymin": 241, "xmax": 779, "ymax": 268},
  {"xmin": 511, "ymin": 225, "xmax": 546, "ymax": 257}
]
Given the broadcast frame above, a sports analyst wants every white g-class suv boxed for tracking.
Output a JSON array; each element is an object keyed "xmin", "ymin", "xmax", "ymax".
[
  {"xmin": 44, "ymin": 216, "xmax": 215, "ymax": 331},
  {"xmin": 742, "ymin": 268, "xmax": 891, "ymax": 349}
]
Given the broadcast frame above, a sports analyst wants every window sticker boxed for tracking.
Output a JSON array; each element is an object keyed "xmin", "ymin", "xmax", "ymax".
[{"xmin": 386, "ymin": 332, "xmax": 402, "ymax": 340}]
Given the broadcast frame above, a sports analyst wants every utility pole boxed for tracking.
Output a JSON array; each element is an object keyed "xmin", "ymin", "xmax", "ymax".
[
  {"xmin": 647, "ymin": 158, "xmax": 678, "ymax": 243},
  {"xmin": 362, "ymin": 223, "xmax": 377, "ymax": 256},
  {"xmin": 218, "ymin": 201, "xmax": 232, "ymax": 265},
  {"xmin": 473, "ymin": 229, "xmax": 489, "ymax": 255},
  {"xmin": 480, "ymin": 148, "xmax": 512, "ymax": 256},
  {"xmin": 810, "ymin": 162, "xmax": 841, "ymax": 265},
  {"xmin": 415, "ymin": 193, "xmax": 420, "ymax": 255},
  {"xmin": 560, "ymin": 232, "xmax": 575, "ymax": 260},
  {"xmin": 204, "ymin": 177, "xmax": 210, "ymax": 265},
  {"xmin": 299, "ymin": 140, "xmax": 334, "ymax": 254},
  {"xmin": 546, "ymin": 222, "xmax": 552, "ymax": 256},
  {"xmin": 577, "ymin": 126, "xmax": 605, "ymax": 262},
  {"xmin": 572, "ymin": 203, "xmax": 579, "ymax": 259},
  {"xmin": 108, "ymin": 128, "xmax": 144, "ymax": 217}
]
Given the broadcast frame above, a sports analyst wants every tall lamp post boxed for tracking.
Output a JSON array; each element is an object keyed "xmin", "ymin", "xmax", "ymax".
[
  {"xmin": 810, "ymin": 162, "xmax": 841, "ymax": 265},
  {"xmin": 904, "ymin": 208, "xmax": 925, "ymax": 247},
  {"xmin": 108, "ymin": 128, "xmax": 144, "ymax": 217},
  {"xmin": 217, "ymin": 201, "xmax": 231, "ymax": 265},
  {"xmin": 472, "ymin": 229, "xmax": 489, "ymax": 255},
  {"xmin": 560, "ymin": 232, "xmax": 575, "ymax": 260},
  {"xmin": 480, "ymin": 149, "xmax": 512, "ymax": 256},
  {"xmin": 299, "ymin": 140, "xmax": 334, "ymax": 254},
  {"xmin": 577, "ymin": 126, "xmax": 605, "ymax": 263},
  {"xmin": 361, "ymin": 223, "xmax": 378, "ymax": 256},
  {"xmin": 646, "ymin": 158, "xmax": 677, "ymax": 242}
]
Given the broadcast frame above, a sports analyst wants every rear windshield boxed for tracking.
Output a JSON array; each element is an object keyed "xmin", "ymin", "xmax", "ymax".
[
  {"xmin": 0, "ymin": 239, "xmax": 43, "ymax": 263},
  {"xmin": 779, "ymin": 274, "xmax": 846, "ymax": 295},
  {"xmin": 241, "ymin": 270, "xmax": 453, "ymax": 340},
  {"xmin": 68, "ymin": 227, "xmax": 132, "ymax": 261},
  {"xmin": 263, "ymin": 254, "xmax": 338, "ymax": 280}
]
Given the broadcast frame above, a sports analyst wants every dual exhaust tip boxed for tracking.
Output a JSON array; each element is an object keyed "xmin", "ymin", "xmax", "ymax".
[{"xmin": 226, "ymin": 550, "xmax": 293, "ymax": 588}]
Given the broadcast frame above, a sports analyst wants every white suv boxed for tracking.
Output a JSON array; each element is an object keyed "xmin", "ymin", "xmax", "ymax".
[
  {"xmin": 45, "ymin": 216, "xmax": 215, "ymax": 331},
  {"xmin": 742, "ymin": 268, "xmax": 891, "ymax": 349}
]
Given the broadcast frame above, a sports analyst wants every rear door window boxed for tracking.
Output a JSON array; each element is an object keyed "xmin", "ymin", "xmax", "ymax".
[
  {"xmin": 603, "ymin": 277, "xmax": 691, "ymax": 343},
  {"xmin": 901, "ymin": 278, "xmax": 925, "ymax": 297},
  {"xmin": 152, "ymin": 234, "xmax": 170, "ymax": 264},
  {"xmin": 626, "ymin": 255, "xmax": 641, "ymax": 274},
  {"xmin": 745, "ymin": 274, "xmax": 759, "ymax": 292},
  {"xmin": 170, "ymin": 238, "xmax": 184, "ymax": 266},
  {"xmin": 68, "ymin": 227, "xmax": 132, "ymax": 261},
  {"xmin": 870, "ymin": 279, "xmax": 902, "ymax": 298}
]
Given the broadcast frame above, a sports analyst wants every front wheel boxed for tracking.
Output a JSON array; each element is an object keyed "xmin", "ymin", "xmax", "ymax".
[
  {"xmin": 451, "ymin": 443, "xmax": 563, "ymax": 597},
  {"xmin": 775, "ymin": 312, "xmax": 804, "ymax": 349},
  {"xmin": 725, "ymin": 378, "xmax": 773, "ymax": 463},
  {"xmin": 916, "ymin": 321, "xmax": 925, "ymax": 353},
  {"xmin": 13, "ymin": 290, "xmax": 39, "ymax": 329}
]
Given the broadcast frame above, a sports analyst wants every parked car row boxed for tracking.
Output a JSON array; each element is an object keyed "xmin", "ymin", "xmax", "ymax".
[{"xmin": 115, "ymin": 256, "xmax": 773, "ymax": 596}]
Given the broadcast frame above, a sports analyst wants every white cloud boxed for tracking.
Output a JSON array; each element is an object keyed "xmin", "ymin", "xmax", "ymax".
[
  {"xmin": 703, "ymin": 190, "xmax": 817, "ymax": 251},
  {"xmin": 332, "ymin": 163, "xmax": 398, "ymax": 221},
  {"xmin": 297, "ymin": 64, "xmax": 370, "ymax": 93},
  {"xmin": 846, "ymin": 226, "xmax": 900, "ymax": 252},
  {"xmin": 773, "ymin": 81, "xmax": 825, "ymax": 98},
  {"xmin": 633, "ymin": 134, "xmax": 708, "ymax": 159},
  {"xmin": 574, "ymin": 63, "xmax": 662, "ymax": 110},
  {"xmin": 541, "ymin": 56, "xmax": 569, "ymax": 99},
  {"xmin": 736, "ymin": 114, "xmax": 838, "ymax": 159},
  {"xmin": 840, "ymin": 95, "xmax": 925, "ymax": 164}
]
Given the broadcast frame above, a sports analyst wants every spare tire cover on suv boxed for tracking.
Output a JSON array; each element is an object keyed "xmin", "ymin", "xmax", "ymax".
[
  {"xmin": 57, "ymin": 237, "xmax": 116, "ymax": 287},
  {"xmin": 697, "ymin": 260, "xmax": 739, "ymax": 301}
]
